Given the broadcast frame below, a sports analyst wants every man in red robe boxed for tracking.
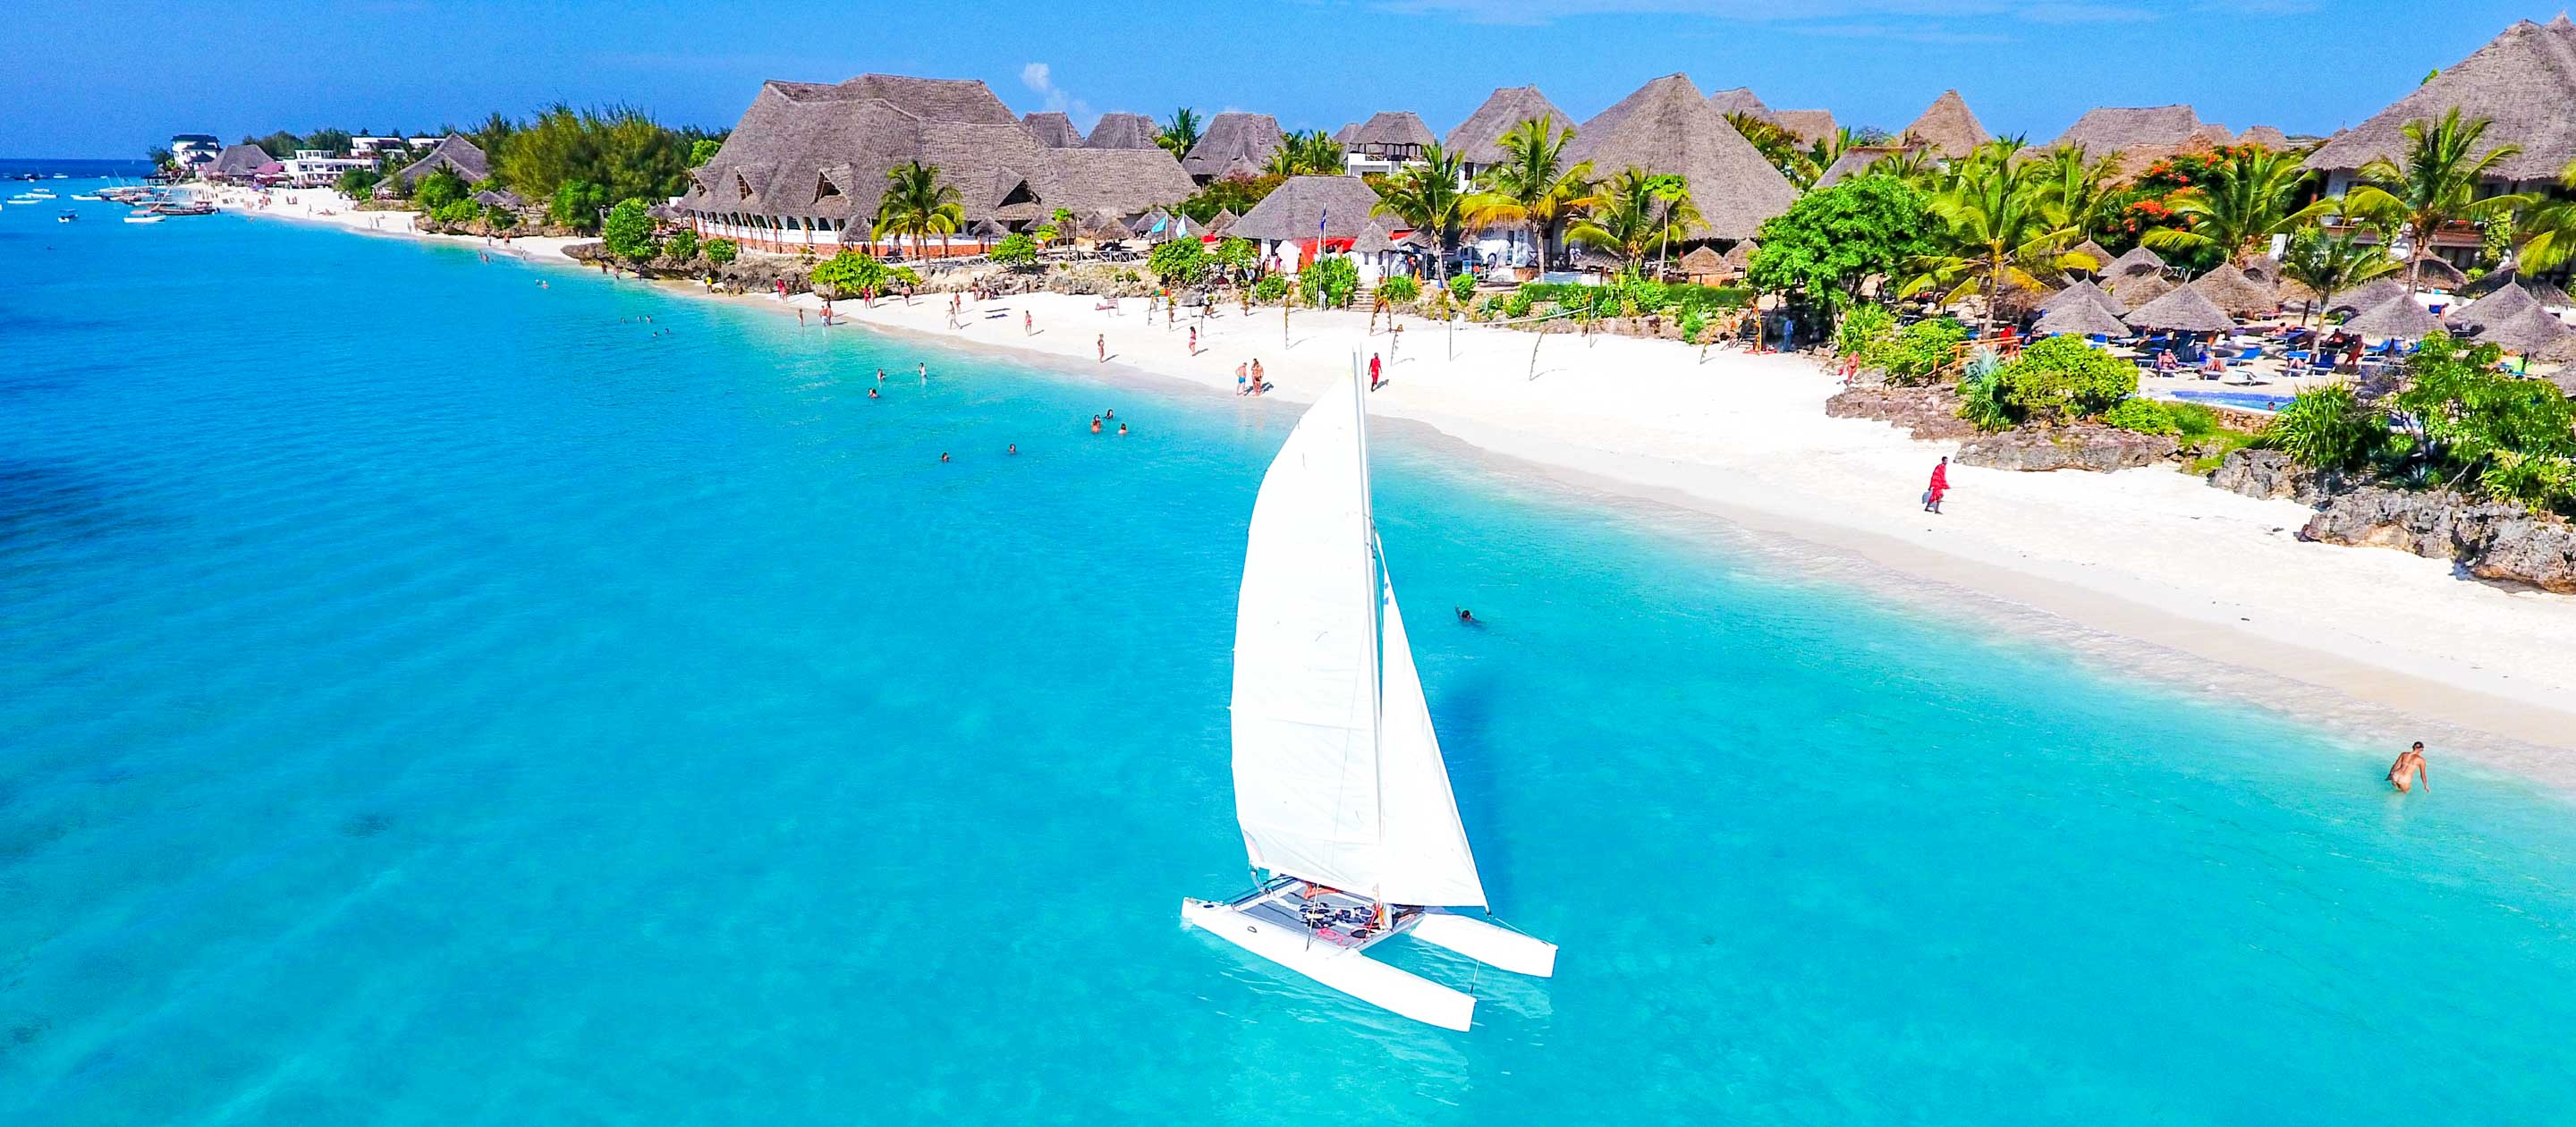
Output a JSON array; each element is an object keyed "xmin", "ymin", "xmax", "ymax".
[{"xmin": 1925, "ymin": 456, "xmax": 1950, "ymax": 514}]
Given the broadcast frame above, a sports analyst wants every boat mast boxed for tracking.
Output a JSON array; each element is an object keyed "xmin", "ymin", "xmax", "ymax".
[{"xmin": 1354, "ymin": 369, "xmax": 1387, "ymax": 913}]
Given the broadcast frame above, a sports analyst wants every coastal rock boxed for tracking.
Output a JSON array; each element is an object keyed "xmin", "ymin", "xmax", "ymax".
[
  {"xmin": 1954, "ymin": 426, "xmax": 2180, "ymax": 472},
  {"xmin": 1824, "ymin": 386, "xmax": 1980, "ymax": 442},
  {"xmin": 2207, "ymin": 448, "xmax": 2343, "ymax": 503},
  {"xmin": 2465, "ymin": 515, "xmax": 2576, "ymax": 593},
  {"xmin": 2296, "ymin": 488, "xmax": 2576, "ymax": 591}
]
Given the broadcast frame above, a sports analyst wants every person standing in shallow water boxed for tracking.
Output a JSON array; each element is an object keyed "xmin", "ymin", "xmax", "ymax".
[
  {"xmin": 1924, "ymin": 456, "xmax": 1950, "ymax": 514},
  {"xmin": 2390, "ymin": 742, "xmax": 2431, "ymax": 792}
]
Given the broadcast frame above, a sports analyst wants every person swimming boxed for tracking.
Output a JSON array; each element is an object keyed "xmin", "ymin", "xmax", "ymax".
[
  {"xmin": 1089, "ymin": 416, "xmax": 1103, "ymax": 434},
  {"xmin": 868, "ymin": 387, "xmax": 879, "ymax": 399},
  {"xmin": 1007, "ymin": 444, "xmax": 1019, "ymax": 455},
  {"xmin": 2389, "ymin": 741, "xmax": 2431, "ymax": 792},
  {"xmin": 938, "ymin": 452, "xmax": 951, "ymax": 462},
  {"xmin": 1456, "ymin": 607, "xmax": 1479, "ymax": 625},
  {"xmin": 1116, "ymin": 422, "xmax": 1129, "ymax": 436}
]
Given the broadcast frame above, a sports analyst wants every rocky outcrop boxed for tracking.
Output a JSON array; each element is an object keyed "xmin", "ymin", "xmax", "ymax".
[
  {"xmin": 1954, "ymin": 425, "xmax": 2180, "ymax": 472},
  {"xmin": 2207, "ymin": 448, "xmax": 2352, "ymax": 504},
  {"xmin": 2298, "ymin": 487, "xmax": 2576, "ymax": 592},
  {"xmin": 1824, "ymin": 386, "xmax": 1981, "ymax": 441}
]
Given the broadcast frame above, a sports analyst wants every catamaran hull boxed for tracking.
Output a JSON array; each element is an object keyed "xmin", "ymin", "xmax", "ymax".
[
  {"xmin": 1181, "ymin": 898, "xmax": 1476, "ymax": 1030},
  {"xmin": 1411, "ymin": 911, "xmax": 1559, "ymax": 978}
]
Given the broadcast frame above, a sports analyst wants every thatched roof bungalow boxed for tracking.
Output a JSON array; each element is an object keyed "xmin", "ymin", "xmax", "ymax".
[
  {"xmin": 1564, "ymin": 73, "xmax": 1798, "ymax": 241},
  {"xmin": 2050, "ymin": 105, "xmax": 2222, "ymax": 164},
  {"xmin": 1678, "ymin": 244, "xmax": 1726, "ymax": 284},
  {"xmin": 1023, "ymin": 112, "xmax": 1082, "ymax": 148},
  {"xmin": 1769, "ymin": 109, "xmax": 1839, "ymax": 147},
  {"xmin": 2307, "ymin": 17, "xmax": 2576, "ymax": 191},
  {"xmin": 1182, "ymin": 112, "xmax": 1284, "ymax": 182},
  {"xmin": 1230, "ymin": 174, "xmax": 1385, "ymax": 267},
  {"xmin": 1902, "ymin": 90, "xmax": 1990, "ymax": 159},
  {"xmin": 205, "ymin": 142, "xmax": 275, "ymax": 182},
  {"xmin": 1445, "ymin": 86, "xmax": 1568, "ymax": 170},
  {"xmin": 1083, "ymin": 112, "xmax": 1162, "ymax": 149},
  {"xmin": 391, "ymin": 133, "xmax": 491, "ymax": 187},
  {"xmin": 1704, "ymin": 87, "xmax": 1770, "ymax": 118},
  {"xmin": 2239, "ymin": 125, "xmax": 2292, "ymax": 149},
  {"xmin": 1343, "ymin": 111, "xmax": 1437, "ymax": 166},
  {"xmin": 678, "ymin": 75, "xmax": 1191, "ymax": 255}
]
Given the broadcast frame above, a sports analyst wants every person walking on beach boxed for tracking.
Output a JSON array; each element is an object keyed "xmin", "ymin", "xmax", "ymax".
[
  {"xmin": 1189, "ymin": 326, "xmax": 1199, "ymax": 356},
  {"xmin": 1097, "ymin": 333, "xmax": 1106, "ymax": 363},
  {"xmin": 1368, "ymin": 352, "xmax": 1383, "ymax": 391},
  {"xmin": 2389, "ymin": 742, "xmax": 2431, "ymax": 792},
  {"xmin": 1250, "ymin": 359, "xmax": 1265, "ymax": 394},
  {"xmin": 1236, "ymin": 362, "xmax": 1249, "ymax": 395},
  {"xmin": 1924, "ymin": 456, "xmax": 1950, "ymax": 514},
  {"xmin": 1024, "ymin": 310, "xmax": 1033, "ymax": 336}
]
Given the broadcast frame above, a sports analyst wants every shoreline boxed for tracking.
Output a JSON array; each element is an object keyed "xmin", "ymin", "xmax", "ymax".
[{"xmin": 220, "ymin": 192, "xmax": 2576, "ymax": 785}]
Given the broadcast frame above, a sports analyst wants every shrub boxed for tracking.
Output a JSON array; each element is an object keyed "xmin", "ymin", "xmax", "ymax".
[
  {"xmin": 990, "ymin": 233, "xmax": 1039, "ymax": 268},
  {"xmin": 2162, "ymin": 401, "xmax": 2224, "ymax": 442},
  {"xmin": 1835, "ymin": 304, "xmax": 1896, "ymax": 360},
  {"xmin": 703, "ymin": 238, "xmax": 737, "ymax": 266},
  {"xmin": 335, "ymin": 167, "xmax": 381, "ymax": 199},
  {"xmin": 809, "ymin": 250, "xmax": 886, "ymax": 300},
  {"xmin": 1503, "ymin": 290, "xmax": 1534, "ymax": 319},
  {"xmin": 549, "ymin": 179, "xmax": 607, "ymax": 232},
  {"xmin": 1251, "ymin": 274, "xmax": 1289, "ymax": 303},
  {"xmin": 1301, "ymin": 256, "xmax": 1360, "ymax": 308},
  {"xmin": 1517, "ymin": 280, "xmax": 1751, "ymax": 312},
  {"xmin": 2260, "ymin": 384, "xmax": 2382, "ymax": 471},
  {"xmin": 1376, "ymin": 274, "xmax": 1421, "ymax": 303},
  {"xmin": 428, "ymin": 199, "xmax": 480, "ymax": 226},
  {"xmin": 663, "ymin": 227, "xmax": 699, "ymax": 261},
  {"xmin": 600, "ymin": 199, "xmax": 658, "ymax": 261},
  {"xmin": 2102, "ymin": 397, "xmax": 2181, "ymax": 436},
  {"xmin": 1446, "ymin": 273, "xmax": 1477, "ymax": 304},
  {"xmin": 1678, "ymin": 307, "xmax": 1707, "ymax": 343},
  {"xmin": 2387, "ymin": 334, "xmax": 2576, "ymax": 513},
  {"xmin": 1148, "ymin": 238, "xmax": 1209, "ymax": 286},
  {"xmin": 1879, "ymin": 316, "xmax": 1967, "ymax": 385},
  {"xmin": 414, "ymin": 167, "xmax": 469, "ymax": 212},
  {"xmin": 1995, "ymin": 335, "xmax": 2138, "ymax": 424},
  {"xmin": 1954, "ymin": 347, "xmax": 2012, "ymax": 431}
]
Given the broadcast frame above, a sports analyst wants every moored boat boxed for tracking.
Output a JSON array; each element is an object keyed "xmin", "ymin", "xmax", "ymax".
[{"xmin": 1180, "ymin": 371, "xmax": 1556, "ymax": 1031}]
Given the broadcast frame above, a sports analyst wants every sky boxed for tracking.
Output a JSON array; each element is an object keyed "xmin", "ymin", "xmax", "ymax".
[{"xmin": 0, "ymin": 0, "xmax": 2555, "ymax": 158}]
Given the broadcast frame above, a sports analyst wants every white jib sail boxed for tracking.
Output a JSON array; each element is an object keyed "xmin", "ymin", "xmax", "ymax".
[
  {"xmin": 1229, "ymin": 374, "xmax": 1485, "ymax": 908},
  {"xmin": 1373, "ymin": 572, "xmax": 1487, "ymax": 908}
]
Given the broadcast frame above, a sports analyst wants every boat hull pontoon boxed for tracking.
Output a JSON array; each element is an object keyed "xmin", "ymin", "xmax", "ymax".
[{"xmin": 1182, "ymin": 882, "xmax": 1476, "ymax": 1030}]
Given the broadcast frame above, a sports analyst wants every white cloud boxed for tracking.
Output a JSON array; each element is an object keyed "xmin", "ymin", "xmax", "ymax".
[{"xmin": 1019, "ymin": 62, "xmax": 1097, "ymax": 128}]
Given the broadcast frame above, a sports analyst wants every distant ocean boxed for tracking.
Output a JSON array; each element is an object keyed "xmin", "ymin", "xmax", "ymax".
[
  {"xmin": 0, "ymin": 157, "xmax": 152, "ymax": 180},
  {"xmin": 5, "ymin": 182, "xmax": 2575, "ymax": 1123}
]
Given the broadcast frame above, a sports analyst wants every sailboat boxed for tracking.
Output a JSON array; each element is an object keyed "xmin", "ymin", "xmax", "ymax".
[{"xmin": 1182, "ymin": 370, "xmax": 1555, "ymax": 1031}]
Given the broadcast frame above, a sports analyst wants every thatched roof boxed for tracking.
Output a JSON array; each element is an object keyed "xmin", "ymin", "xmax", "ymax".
[
  {"xmin": 2318, "ymin": 276, "xmax": 2408, "ymax": 315},
  {"xmin": 2307, "ymin": 17, "xmax": 2576, "ymax": 180},
  {"xmin": 2342, "ymin": 295, "xmax": 2447, "ymax": 339},
  {"xmin": 471, "ymin": 188, "xmax": 525, "ymax": 209},
  {"xmin": 1229, "ymin": 174, "xmax": 1384, "ymax": 242},
  {"xmin": 1344, "ymin": 111, "xmax": 1436, "ymax": 154},
  {"xmin": 1352, "ymin": 215, "xmax": 1424, "ymax": 255},
  {"xmin": 681, "ymin": 76, "xmax": 1190, "ymax": 227},
  {"xmin": 2472, "ymin": 305, "xmax": 2574, "ymax": 353},
  {"xmin": 2190, "ymin": 263, "xmax": 2279, "ymax": 317},
  {"xmin": 2043, "ymin": 276, "xmax": 2129, "ymax": 317},
  {"xmin": 1079, "ymin": 208, "xmax": 1132, "ymax": 240},
  {"xmin": 1203, "ymin": 208, "xmax": 1238, "ymax": 237},
  {"xmin": 2448, "ymin": 281, "xmax": 2540, "ymax": 328},
  {"xmin": 2106, "ymin": 271, "xmax": 2174, "ymax": 307},
  {"xmin": 1720, "ymin": 241, "xmax": 1754, "ymax": 270},
  {"xmin": 2034, "ymin": 296, "xmax": 2131, "ymax": 338},
  {"xmin": 1704, "ymin": 87, "xmax": 1770, "ymax": 118},
  {"xmin": 208, "ymin": 142, "xmax": 273, "ymax": 178},
  {"xmin": 1770, "ymin": 109, "xmax": 1838, "ymax": 147},
  {"xmin": 2241, "ymin": 255, "xmax": 2282, "ymax": 286},
  {"xmin": 2051, "ymin": 105, "xmax": 2216, "ymax": 160},
  {"xmin": 1023, "ymin": 112, "xmax": 1082, "ymax": 148},
  {"xmin": 1083, "ymin": 112, "xmax": 1160, "ymax": 149},
  {"xmin": 2068, "ymin": 239, "xmax": 2116, "ymax": 275},
  {"xmin": 2407, "ymin": 256, "xmax": 2469, "ymax": 290},
  {"xmin": 2103, "ymin": 245, "xmax": 2168, "ymax": 278},
  {"xmin": 1182, "ymin": 112, "xmax": 1284, "ymax": 178},
  {"xmin": 2124, "ymin": 283, "xmax": 2237, "ymax": 332},
  {"xmin": 1444, "ymin": 87, "xmax": 1569, "ymax": 166},
  {"xmin": 1565, "ymin": 73, "xmax": 1799, "ymax": 241},
  {"xmin": 2464, "ymin": 267, "xmax": 2576, "ymax": 308},
  {"xmin": 1902, "ymin": 90, "xmax": 1991, "ymax": 158},
  {"xmin": 2239, "ymin": 125, "xmax": 2292, "ymax": 149},
  {"xmin": 393, "ymin": 133, "xmax": 489, "ymax": 184},
  {"xmin": 1678, "ymin": 244, "xmax": 1724, "ymax": 275},
  {"xmin": 1814, "ymin": 145, "xmax": 1907, "ymax": 188}
]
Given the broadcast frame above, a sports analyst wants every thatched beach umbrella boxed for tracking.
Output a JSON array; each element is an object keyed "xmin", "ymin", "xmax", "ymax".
[
  {"xmin": 2103, "ymin": 245, "xmax": 2168, "ymax": 279},
  {"xmin": 2241, "ymin": 256, "xmax": 2281, "ymax": 286},
  {"xmin": 2326, "ymin": 276, "xmax": 2410, "ymax": 316},
  {"xmin": 2408, "ymin": 256, "xmax": 2470, "ymax": 291},
  {"xmin": 1080, "ymin": 208, "xmax": 1131, "ymax": 242},
  {"xmin": 2341, "ymin": 294, "xmax": 2447, "ymax": 340},
  {"xmin": 2470, "ymin": 305, "xmax": 2574, "ymax": 354},
  {"xmin": 2034, "ymin": 296, "xmax": 2131, "ymax": 339},
  {"xmin": 2106, "ymin": 271, "xmax": 2174, "ymax": 308},
  {"xmin": 2190, "ymin": 263, "xmax": 2279, "ymax": 318},
  {"xmin": 2448, "ymin": 281, "xmax": 2540, "ymax": 329},
  {"xmin": 2068, "ymin": 239, "xmax": 2117, "ymax": 275},
  {"xmin": 2043, "ymin": 276, "xmax": 2129, "ymax": 317},
  {"xmin": 1678, "ymin": 244, "xmax": 1724, "ymax": 282},
  {"xmin": 2464, "ymin": 267, "xmax": 2575, "ymax": 309},
  {"xmin": 1720, "ymin": 241, "xmax": 1755, "ymax": 274},
  {"xmin": 2124, "ymin": 284, "xmax": 2237, "ymax": 333}
]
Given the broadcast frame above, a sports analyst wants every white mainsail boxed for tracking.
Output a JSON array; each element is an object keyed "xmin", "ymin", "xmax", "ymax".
[{"xmin": 1229, "ymin": 374, "xmax": 1485, "ymax": 908}]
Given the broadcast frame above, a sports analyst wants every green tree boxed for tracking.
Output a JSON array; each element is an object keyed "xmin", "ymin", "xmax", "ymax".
[
  {"xmin": 1048, "ymin": 207, "xmax": 1076, "ymax": 247},
  {"xmin": 413, "ymin": 167, "xmax": 469, "ymax": 211},
  {"xmin": 664, "ymin": 227, "xmax": 701, "ymax": 261},
  {"xmin": 1264, "ymin": 131, "xmax": 1344, "ymax": 176},
  {"xmin": 809, "ymin": 250, "xmax": 889, "ymax": 301},
  {"xmin": 601, "ymin": 199, "xmax": 658, "ymax": 261},
  {"xmin": 2511, "ymin": 157, "xmax": 2576, "ymax": 273},
  {"xmin": 1745, "ymin": 176, "xmax": 1931, "ymax": 314},
  {"xmin": 1992, "ymin": 335, "xmax": 2139, "ymax": 425},
  {"xmin": 1901, "ymin": 148, "xmax": 2087, "ymax": 335},
  {"xmin": 1377, "ymin": 274, "xmax": 1422, "ymax": 303},
  {"xmin": 1180, "ymin": 174, "xmax": 1284, "ymax": 222},
  {"xmin": 2141, "ymin": 147, "xmax": 2333, "ymax": 265},
  {"xmin": 2388, "ymin": 334, "xmax": 2576, "ymax": 513},
  {"xmin": 1148, "ymin": 237, "xmax": 1210, "ymax": 286},
  {"xmin": 2344, "ymin": 109, "xmax": 2532, "ymax": 293},
  {"xmin": 688, "ymin": 138, "xmax": 723, "ymax": 167},
  {"xmin": 496, "ymin": 105, "xmax": 697, "ymax": 204},
  {"xmin": 1372, "ymin": 142, "xmax": 1470, "ymax": 280},
  {"xmin": 990, "ymin": 233, "xmax": 1040, "ymax": 267},
  {"xmin": 2032, "ymin": 146, "xmax": 2126, "ymax": 246},
  {"xmin": 871, "ymin": 160, "xmax": 964, "ymax": 261},
  {"xmin": 549, "ymin": 179, "xmax": 608, "ymax": 232},
  {"xmin": 2277, "ymin": 225, "xmax": 2402, "ymax": 334},
  {"xmin": 1462, "ymin": 115, "xmax": 1597, "ymax": 273},
  {"xmin": 1566, "ymin": 167, "xmax": 1696, "ymax": 275},
  {"xmin": 2260, "ymin": 383, "xmax": 2384, "ymax": 472},
  {"xmin": 1157, "ymin": 107, "xmax": 1202, "ymax": 158},
  {"xmin": 1300, "ymin": 255, "xmax": 1361, "ymax": 308},
  {"xmin": 335, "ymin": 167, "xmax": 382, "ymax": 199},
  {"xmin": 1212, "ymin": 236, "xmax": 1258, "ymax": 284},
  {"xmin": 704, "ymin": 237, "xmax": 738, "ymax": 266},
  {"xmin": 1725, "ymin": 112, "xmax": 1818, "ymax": 188}
]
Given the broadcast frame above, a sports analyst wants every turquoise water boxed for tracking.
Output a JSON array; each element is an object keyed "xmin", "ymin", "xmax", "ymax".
[{"xmin": 6, "ymin": 185, "xmax": 2576, "ymax": 1123}]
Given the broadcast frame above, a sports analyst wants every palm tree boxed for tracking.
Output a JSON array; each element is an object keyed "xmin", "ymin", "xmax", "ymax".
[
  {"xmin": 1263, "ymin": 131, "xmax": 1345, "ymax": 177},
  {"xmin": 2344, "ymin": 108, "xmax": 2532, "ymax": 293},
  {"xmin": 1901, "ymin": 153, "xmax": 2089, "ymax": 336},
  {"xmin": 1373, "ymin": 142, "xmax": 1470, "ymax": 280},
  {"xmin": 1725, "ymin": 112, "xmax": 1818, "ymax": 188},
  {"xmin": 2032, "ymin": 145, "xmax": 2125, "ymax": 245},
  {"xmin": 2277, "ymin": 225, "xmax": 2402, "ymax": 335},
  {"xmin": 1462, "ymin": 115, "xmax": 1597, "ymax": 273},
  {"xmin": 1869, "ymin": 148, "xmax": 1942, "ymax": 191},
  {"xmin": 872, "ymin": 160, "xmax": 964, "ymax": 264},
  {"xmin": 2512, "ymin": 157, "xmax": 2576, "ymax": 273},
  {"xmin": 1157, "ymin": 108, "xmax": 1203, "ymax": 159},
  {"xmin": 1047, "ymin": 206, "xmax": 1076, "ymax": 249},
  {"xmin": 2142, "ymin": 147, "xmax": 2334, "ymax": 265},
  {"xmin": 1566, "ymin": 168, "xmax": 1696, "ymax": 275}
]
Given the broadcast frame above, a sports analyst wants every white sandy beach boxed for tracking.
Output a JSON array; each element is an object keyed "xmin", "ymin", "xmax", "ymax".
[{"xmin": 219, "ymin": 193, "xmax": 2576, "ymax": 770}]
